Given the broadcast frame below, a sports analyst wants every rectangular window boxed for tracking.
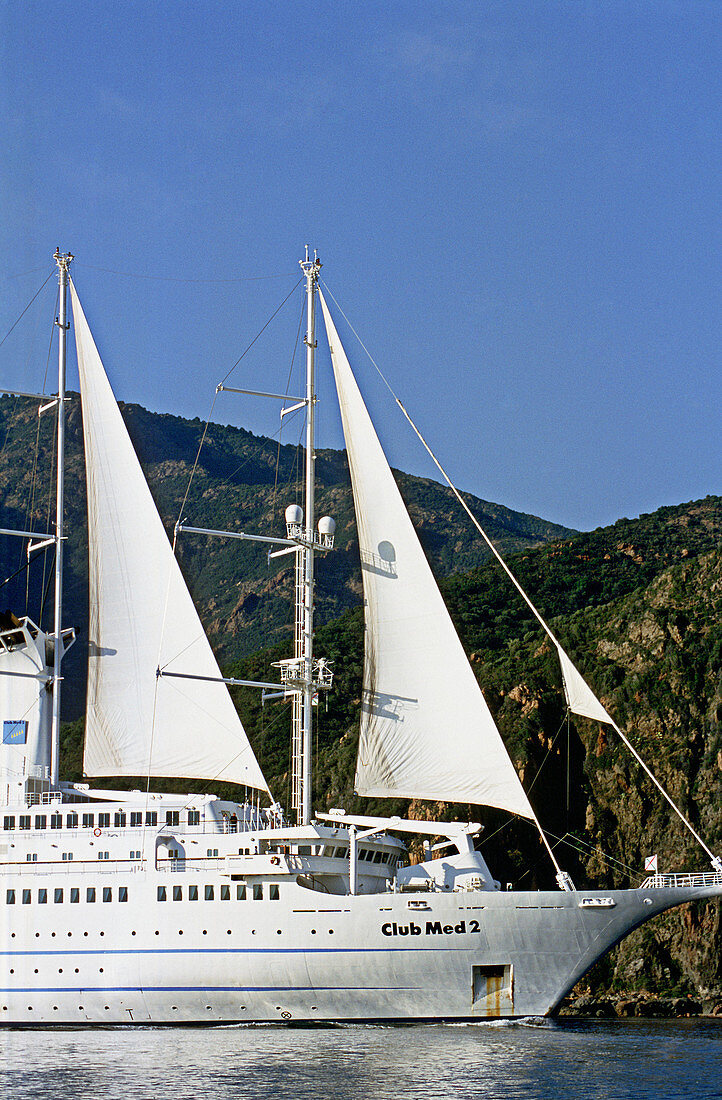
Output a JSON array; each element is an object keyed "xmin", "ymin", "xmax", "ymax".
[
  {"xmin": 70, "ymin": 888, "xmax": 79, "ymax": 903},
  {"xmin": 187, "ymin": 810, "xmax": 200, "ymax": 826},
  {"xmin": 130, "ymin": 850, "xmax": 141, "ymax": 860},
  {"xmin": 207, "ymin": 848, "xmax": 219, "ymax": 858},
  {"xmin": 165, "ymin": 811, "xmax": 179, "ymax": 826},
  {"xmin": 252, "ymin": 884, "xmax": 263, "ymax": 901},
  {"xmin": 145, "ymin": 811, "xmax": 157, "ymax": 826},
  {"xmin": 114, "ymin": 812, "xmax": 126, "ymax": 828},
  {"xmin": 269, "ymin": 884, "xmax": 280, "ymax": 901},
  {"xmin": 22, "ymin": 889, "xmax": 31, "ymax": 904},
  {"xmin": 35, "ymin": 815, "xmax": 47, "ymax": 830},
  {"xmin": 220, "ymin": 884, "xmax": 230, "ymax": 901},
  {"xmin": 157, "ymin": 886, "xmax": 167, "ymax": 902},
  {"xmin": 204, "ymin": 885, "xmax": 214, "ymax": 901},
  {"xmin": 6, "ymin": 889, "xmax": 15, "ymax": 904},
  {"xmin": 98, "ymin": 851, "xmax": 110, "ymax": 860},
  {"xmin": 130, "ymin": 812, "xmax": 142, "ymax": 827},
  {"xmin": 19, "ymin": 815, "xmax": 30, "ymax": 830},
  {"xmin": 373, "ymin": 851, "xmax": 384, "ymax": 864},
  {"xmin": 173, "ymin": 885, "xmax": 183, "ymax": 901},
  {"xmin": 25, "ymin": 854, "xmax": 35, "ymax": 862},
  {"xmin": 82, "ymin": 813, "xmax": 95, "ymax": 827},
  {"xmin": 297, "ymin": 845, "xmax": 311, "ymax": 856},
  {"xmin": 335, "ymin": 847, "xmax": 348, "ymax": 859},
  {"xmin": 86, "ymin": 887, "xmax": 96, "ymax": 903},
  {"xmin": 98, "ymin": 813, "xmax": 110, "ymax": 827},
  {"xmin": 66, "ymin": 813, "xmax": 78, "ymax": 828},
  {"xmin": 119, "ymin": 886, "xmax": 128, "ymax": 903},
  {"xmin": 381, "ymin": 852, "xmax": 390, "ymax": 864},
  {"xmin": 54, "ymin": 888, "xmax": 63, "ymax": 904},
  {"xmin": 50, "ymin": 814, "xmax": 62, "ymax": 829},
  {"xmin": 38, "ymin": 889, "xmax": 47, "ymax": 904},
  {"xmin": 103, "ymin": 887, "xmax": 112, "ymax": 903},
  {"xmin": 61, "ymin": 852, "xmax": 74, "ymax": 861},
  {"xmin": 236, "ymin": 883, "xmax": 246, "ymax": 900},
  {"xmin": 189, "ymin": 885, "xmax": 198, "ymax": 901},
  {"xmin": 3, "ymin": 816, "xmax": 15, "ymax": 830}
]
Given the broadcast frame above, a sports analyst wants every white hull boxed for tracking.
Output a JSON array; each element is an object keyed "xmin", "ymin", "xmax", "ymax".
[{"xmin": 4, "ymin": 863, "xmax": 718, "ymax": 1025}]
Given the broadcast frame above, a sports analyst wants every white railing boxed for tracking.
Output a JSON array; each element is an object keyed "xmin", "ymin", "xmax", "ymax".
[{"xmin": 641, "ymin": 872, "xmax": 722, "ymax": 890}]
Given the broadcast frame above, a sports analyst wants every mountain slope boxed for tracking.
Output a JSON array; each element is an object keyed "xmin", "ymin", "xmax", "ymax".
[{"xmin": 0, "ymin": 393, "xmax": 575, "ymax": 715}]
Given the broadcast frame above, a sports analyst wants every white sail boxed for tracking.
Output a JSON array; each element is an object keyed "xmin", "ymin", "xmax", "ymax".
[
  {"xmin": 319, "ymin": 292, "xmax": 533, "ymax": 819},
  {"xmin": 70, "ymin": 282, "xmax": 269, "ymax": 792}
]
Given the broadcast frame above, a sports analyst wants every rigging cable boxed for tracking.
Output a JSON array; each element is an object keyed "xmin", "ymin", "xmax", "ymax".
[{"xmin": 321, "ymin": 280, "xmax": 720, "ymax": 871}]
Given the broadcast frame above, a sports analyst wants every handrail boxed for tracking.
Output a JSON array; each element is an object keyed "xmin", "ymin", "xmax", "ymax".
[{"xmin": 641, "ymin": 872, "xmax": 722, "ymax": 889}]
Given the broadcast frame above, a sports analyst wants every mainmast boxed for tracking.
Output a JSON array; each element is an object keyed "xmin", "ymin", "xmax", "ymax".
[
  {"xmin": 50, "ymin": 249, "xmax": 73, "ymax": 788},
  {"xmin": 297, "ymin": 248, "xmax": 321, "ymax": 825}
]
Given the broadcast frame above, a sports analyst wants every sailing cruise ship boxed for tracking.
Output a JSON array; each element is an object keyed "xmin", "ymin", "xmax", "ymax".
[{"xmin": 1, "ymin": 250, "xmax": 720, "ymax": 1025}]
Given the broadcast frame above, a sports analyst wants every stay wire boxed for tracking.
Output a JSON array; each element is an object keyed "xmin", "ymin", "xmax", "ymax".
[
  {"xmin": 0, "ymin": 269, "xmax": 55, "ymax": 350},
  {"xmin": 321, "ymin": 280, "xmax": 719, "ymax": 869}
]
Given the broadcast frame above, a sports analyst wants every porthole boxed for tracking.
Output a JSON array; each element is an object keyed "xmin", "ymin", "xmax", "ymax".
[
  {"xmin": 276, "ymin": 929, "xmax": 282, "ymax": 935},
  {"xmin": 132, "ymin": 931, "xmax": 136, "ymax": 936},
  {"xmin": 98, "ymin": 968, "xmax": 103, "ymax": 973},
  {"xmin": 227, "ymin": 929, "xmax": 232, "ymax": 935},
  {"xmin": 67, "ymin": 932, "xmax": 72, "ymax": 937},
  {"xmin": 99, "ymin": 932, "xmax": 104, "ymax": 937},
  {"xmin": 328, "ymin": 929, "xmax": 334, "ymax": 934},
  {"xmin": 52, "ymin": 932, "xmax": 56, "ymax": 938},
  {"xmin": 84, "ymin": 932, "xmax": 89, "ymax": 937},
  {"xmin": 34, "ymin": 969, "xmax": 38, "ymax": 974},
  {"xmin": 178, "ymin": 930, "xmax": 183, "ymax": 936},
  {"xmin": 202, "ymin": 930, "xmax": 207, "ymax": 935},
  {"xmin": 155, "ymin": 930, "xmax": 160, "ymax": 936},
  {"xmin": 53, "ymin": 1006, "xmax": 58, "ymax": 1011},
  {"xmin": 58, "ymin": 969, "xmax": 63, "ymax": 973},
  {"xmin": 9, "ymin": 969, "xmax": 13, "ymax": 975},
  {"xmin": 78, "ymin": 1006, "xmax": 83, "ymax": 1011},
  {"xmin": 35, "ymin": 933, "xmax": 40, "ymax": 938},
  {"xmin": 311, "ymin": 929, "xmax": 316, "ymax": 935},
  {"xmin": 75, "ymin": 969, "xmax": 79, "ymax": 974},
  {"xmin": 105, "ymin": 1006, "xmax": 110, "ymax": 1011},
  {"xmin": 206, "ymin": 1005, "xmax": 212, "ymax": 1011},
  {"xmin": 27, "ymin": 1006, "xmax": 32, "ymax": 1011}
]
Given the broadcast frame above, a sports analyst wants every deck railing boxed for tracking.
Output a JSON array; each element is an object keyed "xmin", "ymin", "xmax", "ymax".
[{"xmin": 641, "ymin": 872, "xmax": 722, "ymax": 890}]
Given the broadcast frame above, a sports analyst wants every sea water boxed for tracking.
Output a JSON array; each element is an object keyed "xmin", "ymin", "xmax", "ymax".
[{"xmin": 1, "ymin": 1018, "xmax": 720, "ymax": 1099}]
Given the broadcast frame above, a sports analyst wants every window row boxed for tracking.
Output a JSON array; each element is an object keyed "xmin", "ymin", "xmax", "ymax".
[
  {"xmin": 290, "ymin": 843, "xmax": 394, "ymax": 864},
  {"xmin": 157, "ymin": 883, "xmax": 279, "ymax": 902},
  {"xmin": 3, "ymin": 810, "xmax": 202, "ymax": 831},
  {"xmin": 6, "ymin": 886, "xmax": 128, "ymax": 905}
]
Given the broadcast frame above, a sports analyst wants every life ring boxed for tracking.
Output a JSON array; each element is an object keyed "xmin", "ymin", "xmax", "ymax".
[
  {"xmin": 270, "ymin": 856, "xmax": 280, "ymax": 866},
  {"xmin": 93, "ymin": 827, "xmax": 102, "ymax": 837}
]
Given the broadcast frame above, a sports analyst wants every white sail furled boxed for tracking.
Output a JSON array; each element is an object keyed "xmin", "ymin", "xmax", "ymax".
[
  {"xmin": 70, "ymin": 282, "xmax": 269, "ymax": 792},
  {"xmin": 319, "ymin": 291, "xmax": 533, "ymax": 819}
]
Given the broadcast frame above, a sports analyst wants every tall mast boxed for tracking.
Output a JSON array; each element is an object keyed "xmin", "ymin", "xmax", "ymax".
[
  {"xmin": 298, "ymin": 247, "xmax": 322, "ymax": 825},
  {"xmin": 50, "ymin": 249, "xmax": 72, "ymax": 788}
]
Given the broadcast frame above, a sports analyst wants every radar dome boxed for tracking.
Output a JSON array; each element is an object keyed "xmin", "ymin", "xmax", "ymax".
[
  {"xmin": 285, "ymin": 504, "xmax": 303, "ymax": 525},
  {"xmin": 318, "ymin": 516, "xmax": 336, "ymax": 536}
]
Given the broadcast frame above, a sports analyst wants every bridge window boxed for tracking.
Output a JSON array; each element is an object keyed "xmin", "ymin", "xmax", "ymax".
[
  {"xmin": 187, "ymin": 810, "xmax": 200, "ymax": 826},
  {"xmin": 165, "ymin": 811, "xmax": 180, "ymax": 826}
]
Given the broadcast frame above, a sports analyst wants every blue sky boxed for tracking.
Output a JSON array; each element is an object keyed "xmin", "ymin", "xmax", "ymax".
[{"xmin": 1, "ymin": 1, "xmax": 720, "ymax": 530}]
